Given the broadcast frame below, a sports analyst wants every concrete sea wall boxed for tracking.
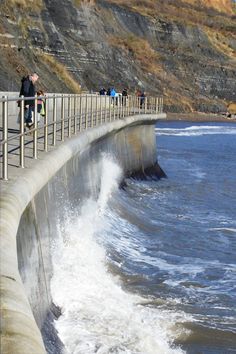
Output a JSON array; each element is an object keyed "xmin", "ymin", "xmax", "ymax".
[{"xmin": 0, "ymin": 114, "xmax": 165, "ymax": 353}]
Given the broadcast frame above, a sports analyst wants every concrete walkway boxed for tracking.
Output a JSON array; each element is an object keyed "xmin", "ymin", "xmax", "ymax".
[{"xmin": 0, "ymin": 111, "xmax": 166, "ymax": 193}]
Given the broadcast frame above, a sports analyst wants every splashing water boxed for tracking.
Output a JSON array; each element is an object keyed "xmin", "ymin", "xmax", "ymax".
[{"xmin": 50, "ymin": 156, "xmax": 188, "ymax": 354}]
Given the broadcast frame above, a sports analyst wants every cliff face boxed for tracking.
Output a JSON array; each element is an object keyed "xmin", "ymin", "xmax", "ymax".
[{"xmin": 0, "ymin": 0, "xmax": 235, "ymax": 112}]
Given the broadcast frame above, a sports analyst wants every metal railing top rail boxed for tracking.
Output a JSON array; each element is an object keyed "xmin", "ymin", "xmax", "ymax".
[
  {"xmin": 0, "ymin": 94, "xmax": 164, "ymax": 181},
  {"xmin": 0, "ymin": 93, "xmax": 89, "ymax": 103}
]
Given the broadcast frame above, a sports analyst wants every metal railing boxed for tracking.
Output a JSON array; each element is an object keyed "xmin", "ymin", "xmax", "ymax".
[{"xmin": 0, "ymin": 93, "xmax": 163, "ymax": 181}]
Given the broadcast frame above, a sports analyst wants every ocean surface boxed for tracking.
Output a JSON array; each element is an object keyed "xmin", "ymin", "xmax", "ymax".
[{"xmin": 51, "ymin": 121, "xmax": 236, "ymax": 354}]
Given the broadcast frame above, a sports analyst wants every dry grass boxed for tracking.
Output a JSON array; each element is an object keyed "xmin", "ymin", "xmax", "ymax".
[
  {"xmin": 4, "ymin": 0, "xmax": 44, "ymax": 12},
  {"xmin": 73, "ymin": 0, "xmax": 95, "ymax": 6},
  {"xmin": 108, "ymin": 34, "xmax": 163, "ymax": 76},
  {"xmin": 73, "ymin": 0, "xmax": 82, "ymax": 6},
  {"xmin": 205, "ymin": 28, "xmax": 236, "ymax": 59},
  {"xmin": 163, "ymin": 87, "xmax": 195, "ymax": 112},
  {"xmin": 39, "ymin": 53, "xmax": 81, "ymax": 93},
  {"xmin": 184, "ymin": 0, "xmax": 233, "ymax": 14},
  {"xmin": 228, "ymin": 102, "xmax": 236, "ymax": 113},
  {"xmin": 109, "ymin": 0, "xmax": 234, "ymax": 15}
]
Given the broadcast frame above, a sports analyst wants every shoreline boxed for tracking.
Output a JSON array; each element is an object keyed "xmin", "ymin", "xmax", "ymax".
[{"xmin": 166, "ymin": 112, "xmax": 236, "ymax": 122}]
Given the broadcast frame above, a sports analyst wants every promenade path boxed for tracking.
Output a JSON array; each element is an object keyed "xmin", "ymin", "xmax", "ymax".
[
  {"xmin": 0, "ymin": 114, "xmax": 75, "ymax": 193},
  {"xmin": 0, "ymin": 93, "xmax": 165, "ymax": 193}
]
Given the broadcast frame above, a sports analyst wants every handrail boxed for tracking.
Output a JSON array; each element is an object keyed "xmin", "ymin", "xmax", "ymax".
[{"xmin": 0, "ymin": 93, "xmax": 164, "ymax": 181}]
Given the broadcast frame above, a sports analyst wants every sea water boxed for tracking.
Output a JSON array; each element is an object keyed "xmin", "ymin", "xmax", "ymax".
[{"xmin": 51, "ymin": 121, "xmax": 236, "ymax": 354}]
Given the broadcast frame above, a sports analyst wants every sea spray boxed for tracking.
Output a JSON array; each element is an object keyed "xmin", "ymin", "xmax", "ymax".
[
  {"xmin": 50, "ymin": 155, "xmax": 187, "ymax": 354},
  {"xmin": 97, "ymin": 155, "xmax": 123, "ymax": 213}
]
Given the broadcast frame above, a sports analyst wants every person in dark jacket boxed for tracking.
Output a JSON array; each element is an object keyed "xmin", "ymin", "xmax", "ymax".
[
  {"xmin": 99, "ymin": 87, "xmax": 106, "ymax": 95},
  {"xmin": 140, "ymin": 91, "xmax": 146, "ymax": 109},
  {"xmin": 19, "ymin": 72, "xmax": 39, "ymax": 127},
  {"xmin": 122, "ymin": 88, "xmax": 128, "ymax": 106}
]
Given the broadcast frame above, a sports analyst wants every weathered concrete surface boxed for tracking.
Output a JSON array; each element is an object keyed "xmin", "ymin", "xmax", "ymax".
[{"xmin": 0, "ymin": 114, "xmax": 166, "ymax": 353}]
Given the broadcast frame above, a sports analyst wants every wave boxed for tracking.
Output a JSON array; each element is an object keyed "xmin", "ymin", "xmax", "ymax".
[
  {"xmin": 209, "ymin": 227, "xmax": 236, "ymax": 233},
  {"xmin": 50, "ymin": 156, "xmax": 188, "ymax": 354},
  {"xmin": 155, "ymin": 125, "xmax": 236, "ymax": 136}
]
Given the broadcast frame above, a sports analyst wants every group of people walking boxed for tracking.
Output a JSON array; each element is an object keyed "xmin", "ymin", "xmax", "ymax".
[
  {"xmin": 99, "ymin": 87, "xmax": 146, "ymax": 107},
  {"xmin": 99, "ymin": 87, "xmax": 129, "ymax": 105}
]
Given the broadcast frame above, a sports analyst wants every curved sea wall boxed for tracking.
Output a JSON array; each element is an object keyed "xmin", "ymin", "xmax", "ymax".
[{"xmin": 0, "ymin": 114, "xmax": 165, "ymax": 354}]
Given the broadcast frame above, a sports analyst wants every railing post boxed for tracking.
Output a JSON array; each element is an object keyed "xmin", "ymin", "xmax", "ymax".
[
  {"xmin": 129, "ymin": 96, "xmax": 132, "ymax": 116},
  {"xmin": 85, "ymin": 94, "xmax": 88, "ymax": 130},
  {"xmin": 73, "ymin": 95, "xmax": 77, "ymax": 134},
  {"xmin": 44, "ymin": 96, "xmax": 48, "ymax": 151},
  {"xmin": 125, "ymin": 96, "xmax": 127, "ymax": 117},
  {"xmin": 144, "ymin": 96, "xmax": 147, "ymax": 114},
  {"xmin": 123, "ymin": 96, "xmax": 125, "ymax": 117},
  {"xmin": 52, "ymin": 94, "xmax": 57, "ymax": 145},
  {"xmin": 68, "ymin": 94, "xmax": 71, "ymax": 137},
  {"xmin": 61, "ymin": 95, "xmax": 65, "ymax": 141},
  {"xmin": 123, "ymin": 96, "xmax": 125, "ymax": 118},
  {"xmin": 117, "ymin": 96, "xmax": 120, "ymax": 119},
  {"xmin": 33, "ymin": 95, "xmax": 38, "ymax": 159},
  {"xmin": 113, "ymin": 96, "xmax": 115, "ymax": 120},
  {"xmin": 104, "ymin": 95, "xmax": 107, "ymax": 123},
  {"xmin": 109, "ymin": 96, "xmax": 111, "ymax": 122},
  {"xmin": 95, "ymin": 95, "xmax": 98, "ymax": 126},
  {"xmin": 2, "ymin": 96, "xmax": 8, "ymax": 180},
  {"xmin": 156, "ymin": 97, "xmax": 158, "ymax": 114},
  {"xmin": 79, "ymin": 95, "xmax": 83, "ymax": 132},
  {"xmin": 20, "ymin": 96, "xmax": 25, "ymax": 168},
  {"xmin": 91, "ymin": 95, "xmax": 93, "ymax": 128},
  {"xmin": 100, "ymin": 95, "xmax": 102, "ymax": 124}
]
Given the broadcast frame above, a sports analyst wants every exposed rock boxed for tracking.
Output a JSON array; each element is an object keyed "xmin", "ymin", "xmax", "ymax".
[{"xmin": 0, "ymin": 0, "xmax": 235, "ymax": 112}]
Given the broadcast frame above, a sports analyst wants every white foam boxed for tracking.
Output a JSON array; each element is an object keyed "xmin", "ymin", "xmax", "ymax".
[
  {"xmin": 155, "ymin": 125, "xmax": 236, "ymax": 137},
  {"xmin": 209, "ymin": 227, "xmax": 236, "ymax": 233},
  {"xmin": 50, "ymin": 156, "xmax": 188, "ymax": 354}
]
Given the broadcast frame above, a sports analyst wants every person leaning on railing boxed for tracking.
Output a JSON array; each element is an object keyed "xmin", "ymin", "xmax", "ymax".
[{"xmin": 17, "ymin": 72, "xmax": 39, "ymax": 128}]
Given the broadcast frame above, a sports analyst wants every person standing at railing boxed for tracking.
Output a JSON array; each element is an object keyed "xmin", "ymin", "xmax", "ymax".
[
  {"xmin": 122, "ymin": 88, "xmax": 128, "ymax": 106},
  {"xmin": 140, "ymin": 91, "xmax": 146, "ymax": 109},
  {"xmin": 110, "ymin": 87, "xmax": 117, "ymax": 104},
  {"xmin": 99, "ymin": 87, "xmax": 106, "ymax": 95},
  {"xmin": 18, "ymin": 72, "xmax": 39, "ymax": 128}
]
